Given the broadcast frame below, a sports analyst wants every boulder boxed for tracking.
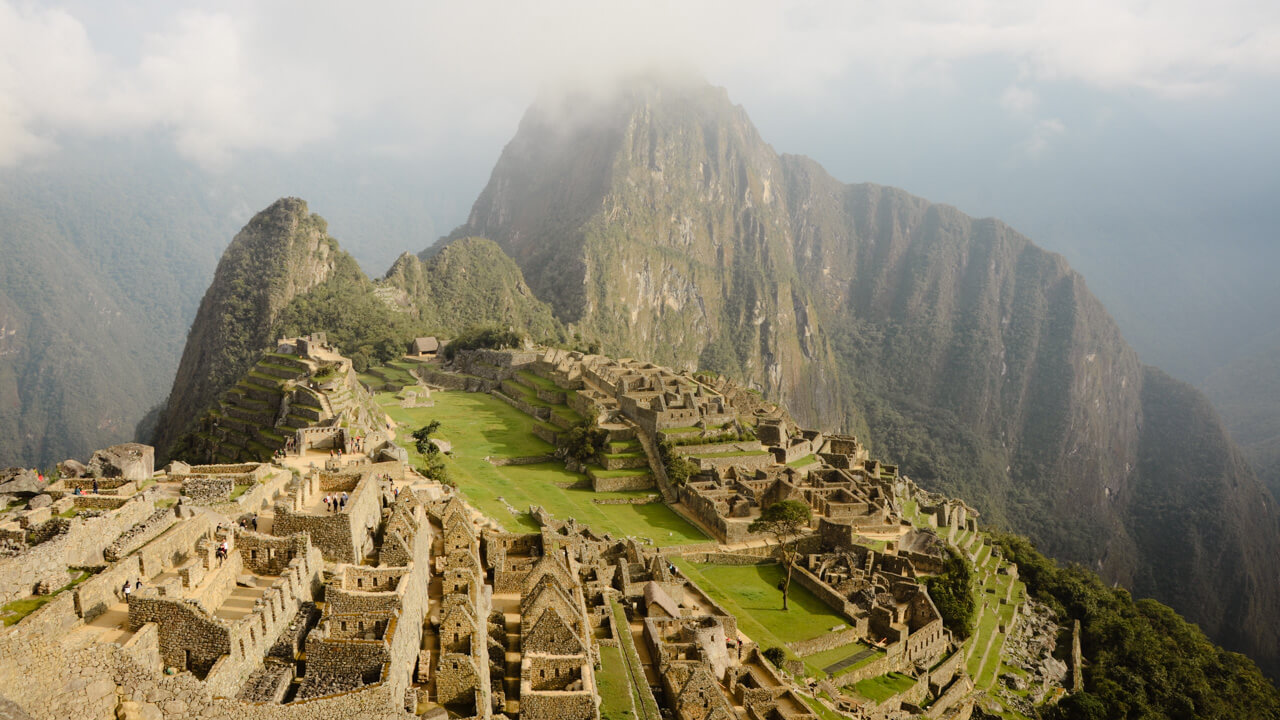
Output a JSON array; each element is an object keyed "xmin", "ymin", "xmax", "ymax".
[
  {"xmin": 57, "ymin": 459, "xmax": 89, "ymax": 478},
  {"xmin": 88, "ymin": 444, "xmax": 154, "ymax": 481},
  {"xmin": 27, "ymin": 494, "xmax": 52, "ymax": 510},
  {"xmin": 0, "ymin": 469, "xmax": 42, "ymax": 495}
]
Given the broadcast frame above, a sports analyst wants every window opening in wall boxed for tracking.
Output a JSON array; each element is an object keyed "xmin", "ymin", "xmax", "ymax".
[{"xmin": 341, "ymin": 621, "xmax": 347, "ymax": 631}]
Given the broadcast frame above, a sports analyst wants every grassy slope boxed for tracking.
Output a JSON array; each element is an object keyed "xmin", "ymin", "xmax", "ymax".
[{"xmin": 379, "ymin": 389, "xmax": 706, "ymax": 545}]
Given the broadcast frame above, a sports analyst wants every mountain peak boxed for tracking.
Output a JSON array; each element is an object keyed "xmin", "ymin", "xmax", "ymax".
[{"xmin": 151, "ymin": 197, "xmax": 344, "ymax": 459}]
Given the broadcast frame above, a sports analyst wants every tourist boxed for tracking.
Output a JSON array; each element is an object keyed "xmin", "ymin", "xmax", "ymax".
[
  {"xmin": 323, "ymin": 495, "xmax": 331, "ymax": 512},
  {"xmin": 92, "ymin": 479, "xmax": 98, "ymax": 494},
  {"xmin": 134, "ymin": 580, "xmax": 141, "ymax": 591},
  {"xmin": 122, "ymin": 582, "xmax": 131, "ymax": 599},
  {"xmin": 251, "ymin": 516, "xmax": 258, "ymax": 531}
]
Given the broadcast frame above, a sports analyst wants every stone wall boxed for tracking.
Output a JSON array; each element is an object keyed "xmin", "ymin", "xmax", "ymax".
[
  {"xmin": 692, "ymin": 453, "xmax": 775, "ymax": 473},
  {"xmin": 491, "ymin": 388, "xmax": 552, "ymax": 421},
  {"xmin": 790, "ymin": 566, "xmax": 865, "ymax": 628},
  {"xmin": 787, "ymin": 627, "xmax": 864, "ymax": 657},
  {"xmin": 71, "ymin": 495, "xmax": 131, "ymax": 510},
  {"xmin": 105, "ymin": 508, "xmax": 178, "ymax": 561},
  {"xmin": 74, "ymin": 556, "xmax": 141, "ymax": 620},
  {"xmin": 0, "ymin": 495, "xmax": 152, "ymax": 604},
  {"xmin": 520, "ymin": 687, "xmax": 596, "ymax": 720},
  {"xmin": 591, "ymin": 474, "xmax": 655, "ymax": 492},
  {"xmin": 591, "ymin": 495, "xmax": 660, "ymax": 505},
  {"xmin": 237, "ymin": 533, "xmax": 309, "ymax": 576},
  {"xmin": 671, "ymin": 441, "xmax": 763, "ymax": 457},
  {"xmin": 272, "ymin": 473, "xmax": 381, "ymax": 563}
]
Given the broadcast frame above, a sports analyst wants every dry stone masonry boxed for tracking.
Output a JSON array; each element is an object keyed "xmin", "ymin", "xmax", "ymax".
[{"xmin": 0, "ymin": 344, "xmax": 1059, "ymax": 720}]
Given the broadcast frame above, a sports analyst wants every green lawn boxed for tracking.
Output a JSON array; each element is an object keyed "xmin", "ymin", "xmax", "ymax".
[
  {"xmin": 380, "ymin": 390, "xmax": 706, "ymax": 545},
  {"xmin": 597, "ymin": 642, "xmax": 640, "ymax": 720},
  {"xmin": 516, "ymin": 370, "xmax": 563, "ymax": 393},
  {"xmin": 801, "ymin": 641, "xmax": 882, "ymax": 677},
  {"xmin": 851, "ymin": 671, "xmax": 916, "ymax": 703},
  {"xmin": 612, "ymin": 601, "xmax": 660, "ymax": 720},
  {"xmin": 672, "ymin": 560, "xmax": 852, "ymax": 674}
]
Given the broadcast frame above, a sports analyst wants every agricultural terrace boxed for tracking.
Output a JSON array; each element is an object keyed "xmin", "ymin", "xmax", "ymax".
[{"xmin": 377, "ymin": 389, "xmax": 708, "ymax": 546}]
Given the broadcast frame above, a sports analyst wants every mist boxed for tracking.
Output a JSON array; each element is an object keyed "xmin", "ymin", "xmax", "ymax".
[{"xmin": 3, "ymin": 0, "xmax": 1278, "ymax": 380}]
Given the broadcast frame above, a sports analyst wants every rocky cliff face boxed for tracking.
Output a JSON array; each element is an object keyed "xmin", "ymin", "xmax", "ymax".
[
  {"xmin": 451, "ymin": 77, "xmax": 1280, "ymax": 673},
  {"xmin": 152, "ymin": 198, "xmax": 341, "ymax": 459}
]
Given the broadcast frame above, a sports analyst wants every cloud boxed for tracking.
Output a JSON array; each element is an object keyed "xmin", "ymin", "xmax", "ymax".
[
  {"xmin": 1001, "ymin": 85, "xmax": 1038, "ymax": 115},
  {"xmin": 1020, "ymin": 118, "xmax": 1066, "ymax": 159},
  {"xmin": 0, "ymin": 0, "xmax": 1277, "ymax": 168}
]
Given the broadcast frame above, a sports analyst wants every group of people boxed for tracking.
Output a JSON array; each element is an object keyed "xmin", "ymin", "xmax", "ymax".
[
  {"xmin": 237, "ymin": 516, "xmax": 258, "ymax": 531},
  {"xmin": 323, "ymin": 492, "xmax": 349, "ymax": 512},
  {"xmin": 121, "ymin": 579, "xmax": 141, "ymax": 598},
  {"xmin": 214, "ymin": 540, "xmax": 230, "ymax": 563},
  {"xmin": 71, "ymin": 479, "xmax": 100, "ymax": 495},
  {"xmin": 348, "ymin": 436, "xmax": 366, "ymax": 454}
]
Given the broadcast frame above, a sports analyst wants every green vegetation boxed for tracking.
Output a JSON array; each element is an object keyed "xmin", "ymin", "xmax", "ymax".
[
  {"xmin": 610, "ymin": 601, "xmax": 660, "ymax": 720},
  {"xmin": 564, "ymin": 423, "xmax": 609, "ymax": 462},
  {"xmin": 440, "ymin": 326, "xmax": 524, "ymax": 361},
  {"xmin": 379, "ymin": 390, "xmax": 705, "ymax": 544},
  {"xmin": 851, "ymin": 672, "xmax": 916, "ymax": 703},
  {"xmin": 229, "ymin": 484, "xmax": 251, "ymax": 500},
  {"xmin": 671, "ymin": 560, "xmax": 850, "ymax": 670},
  {"xmin": 384, "ymin": 236, "xmax": 565, "ymax": 346},
  {"xmin": 657, "ymin": 440, "xmax": 700, "ymax": 487},
  {"xmin": 0, "ymin": 568, "xmax": 93, "ymax": 626},
  {"xmin": 411, "ymin": 420, "xmax": 451, "ymax": 484},
  {"xmin": 762, "ymin": 647, "xmax": 786, "ymax": 667},
  {"xmin": 993, "ymin": 532, "xmax": 1280, "ymax": 720},
  {"xmin": 748, "ymin": 500, "xmax": 813, "ymax": 610},
  {"xmin": 274, "ymin": 253, "xmax": 418, "ymax": 373},
  {"xmin": 802, "ymin": 641, "xmax": 882, "ymax": 677},
  {"xmin": 922, "ymin": 546, "xmax": 976, "ymax": 640},
  {"xmin": 596, "ymin": 642, "xmax": 640, "ymax": 720}
]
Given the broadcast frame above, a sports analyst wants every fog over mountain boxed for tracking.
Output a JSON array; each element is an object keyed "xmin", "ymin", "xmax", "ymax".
[{"xmin": 1, "ymin": 2, "xmax": 1277, "ymax": 473}]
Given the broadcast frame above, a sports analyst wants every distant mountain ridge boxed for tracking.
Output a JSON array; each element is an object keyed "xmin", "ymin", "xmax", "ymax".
[{"xmin": 447, "ymin": 76, "xmax": 1280, "ymax": 674}]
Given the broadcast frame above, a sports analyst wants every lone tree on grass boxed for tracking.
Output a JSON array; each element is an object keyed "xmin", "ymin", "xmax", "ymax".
[
  {"xmin": 749, "ymin": 499, "xmax": 812, "ymax": 610},
  {"xmin": 411, "ymin": 420, "xmax": 451, "ymax": 484},
  {"xmin": 412, "ymin": 420, "xmax": 441, "ymax": 456}
]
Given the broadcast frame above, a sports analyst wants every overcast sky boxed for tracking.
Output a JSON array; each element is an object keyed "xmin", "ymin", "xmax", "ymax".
[{"xmin": 3, "ymin": 0, "xmax": 1279, "ymax": 379}]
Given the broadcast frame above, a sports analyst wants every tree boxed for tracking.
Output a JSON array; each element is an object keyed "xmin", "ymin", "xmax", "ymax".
[
  {"xmin": 922, "ymin": 546, "xmax": 976, "ymax": 639},
  {"xmin": 412, "ymin": 420, "xmax": 441, "ymax": 456},
  {"xmin": 749, "ymin": 499, "xmax": 812, "ymax": 610},
  {"xmin": 563, "ymin": 423, "xmax": 608, "ymax": 462},
  {"xmin": 762, "ymin": 646, "xmax": 786, "ymax": 668}
]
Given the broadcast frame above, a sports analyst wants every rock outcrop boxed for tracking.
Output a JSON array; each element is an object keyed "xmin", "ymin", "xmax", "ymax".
[{"xmin": 152, "ymin": 199, "xmax": 342, "ymax": 461}]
